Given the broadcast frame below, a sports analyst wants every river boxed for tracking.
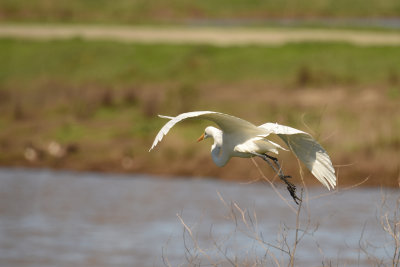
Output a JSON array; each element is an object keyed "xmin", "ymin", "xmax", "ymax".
[{"xmin": 0, "ymin": 168, "xmax": 397, "ymax": 266}]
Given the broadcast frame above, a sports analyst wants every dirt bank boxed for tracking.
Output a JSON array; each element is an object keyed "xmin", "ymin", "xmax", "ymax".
[{"xmin": 1, "ymin": 24, "xmax": 400, "ymax": 46}]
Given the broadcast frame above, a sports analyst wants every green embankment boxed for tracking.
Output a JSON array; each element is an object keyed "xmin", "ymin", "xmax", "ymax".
[
  {"xmin": 1, "ymin": 0, "xmax": 400, "ymax": 25},
  {"xmin": 0, "ymin": 38, "xmax": 399, "ymax": 186}
]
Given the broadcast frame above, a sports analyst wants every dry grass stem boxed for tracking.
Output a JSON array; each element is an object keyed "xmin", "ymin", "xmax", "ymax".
[
  {"xmin": 358, "ymin": 183, "xmax": 400, "ymax": 267},
  {"xmin": 309, "ymin": 176, "xmax": 369, "ymax": 200},
  {"xmin": 250, "ymin": 157, "xmax": 297, "ymax": 213}
]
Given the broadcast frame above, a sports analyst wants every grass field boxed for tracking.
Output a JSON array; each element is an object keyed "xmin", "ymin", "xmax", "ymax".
[
  {"xmin": 2, "ymin": 39, "xmax": 400, "ymax": 85},
  {"xmin": 1, "ymin": 0, "xmax": 400, "ymax": 25},
  {"xmin": 0, "ymin": 38, "xmax": 399, "ymax": 187}
]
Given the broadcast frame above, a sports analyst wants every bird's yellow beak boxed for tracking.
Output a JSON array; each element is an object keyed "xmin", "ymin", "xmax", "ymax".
[{"xmin": 197, "ymin": 133, "xmax": 205, "ymax": 142}]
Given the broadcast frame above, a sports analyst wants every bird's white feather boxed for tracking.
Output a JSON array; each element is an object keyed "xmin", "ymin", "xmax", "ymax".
[
  {"xmin": 149, "ymin": 111, "xmax": 264, "ymax": 151},
  {"xmin": 258, "ymin": 122, "xmax": 336, "ymax": 190}
]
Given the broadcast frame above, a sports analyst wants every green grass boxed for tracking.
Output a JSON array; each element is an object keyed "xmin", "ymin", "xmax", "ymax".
[
  {"xmin": 1, "ymin": 39, "xmax": 400, "ymax": 87},
  {"xmin": 53, "ymin": 122, "xmax": 87, "ymax": 143},
  {"xmin": 1, "ymin": 0, "xmax": 400, "ymax": 25}
]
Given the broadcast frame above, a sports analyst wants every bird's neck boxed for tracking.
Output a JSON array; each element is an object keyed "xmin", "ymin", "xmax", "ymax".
[{"xmin": 209, "ymin": 129, "xmax": 229, "ymax": 167}]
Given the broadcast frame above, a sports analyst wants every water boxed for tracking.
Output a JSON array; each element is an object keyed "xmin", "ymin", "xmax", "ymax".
[{"xmin": 0, "ymin": 168, "xmax": 397, "ymax": 266}]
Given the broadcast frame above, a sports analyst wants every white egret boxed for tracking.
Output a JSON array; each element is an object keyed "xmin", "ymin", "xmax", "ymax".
[{"xmin": 149, "ymin": 111, "xmax": 336, "ymax": 203}]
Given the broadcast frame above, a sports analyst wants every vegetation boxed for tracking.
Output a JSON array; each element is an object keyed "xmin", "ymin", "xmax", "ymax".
[
  {"xmin": 1, "ymin": 0, "xmax": 400, "ymax": 25},
  {"xmin": 2, "ymin": 39, "xmax": 400, "ymax": 85},
  {"xmin": 0, "ymin": 38, "xmax": 399, "ymax": 187},
  {"xmin": 167, "ymin": 167, "xmax": 400, "ymax": 266}
]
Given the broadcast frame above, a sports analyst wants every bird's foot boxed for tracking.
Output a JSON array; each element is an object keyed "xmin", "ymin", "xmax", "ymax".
[
  {"xmin": 255, "ymin": 152, "xmax": 301, "ymax": 204},
  {"xmin": 280, "ymin": 175, "xmax": 301, "ymax": 205}
]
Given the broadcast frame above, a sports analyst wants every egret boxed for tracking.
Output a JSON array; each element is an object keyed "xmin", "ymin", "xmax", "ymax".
[{"xmin": 149, "ymin": 111, "xmax": 336, "ymax": 203}]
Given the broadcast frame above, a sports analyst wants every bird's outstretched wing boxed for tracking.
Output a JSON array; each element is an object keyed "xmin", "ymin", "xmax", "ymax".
[
  {"xmin": 259, "ymin": 123, "xmax": 336, "ymax": 190},
  {"xmin": 149, "ymin": 111, "xmax": 263, "ymax": 152}
]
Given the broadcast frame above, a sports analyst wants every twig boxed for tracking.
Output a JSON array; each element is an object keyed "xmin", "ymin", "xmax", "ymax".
[
  {"xmin": 177, "ymin": 213, "xmax": 193, "ymax": 237},
  {"xmin": 290, "ymin": 189, "xmax": 304, "ymax": 267},
  {"xmin": 161, "ymin": 237, "xmax": 172, "ymax": 267},
  {"xmin": 309, "ymin": 176, "xmax": 369, "ymax": 200},
  {"xmin": 233, "ymin": 202, "xmax": 250, "ymax": 229},
  {"xmin": 176, "ymin": 213, "xmax": 218, "ymax": 266},
  {"xmin": 251, "ymin": 157, "xmax": 297, "ymax": 213}
]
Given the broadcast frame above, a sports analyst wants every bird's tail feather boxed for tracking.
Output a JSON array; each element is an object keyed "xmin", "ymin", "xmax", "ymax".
[{"xmin": 158, "ymin": 115, "xmax": 174, "ymax": 120}]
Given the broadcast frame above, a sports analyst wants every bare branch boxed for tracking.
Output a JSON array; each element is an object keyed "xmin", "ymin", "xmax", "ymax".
[{"xmin": 250, "ymin": 157, "xmax": 297, "ymax": 213}]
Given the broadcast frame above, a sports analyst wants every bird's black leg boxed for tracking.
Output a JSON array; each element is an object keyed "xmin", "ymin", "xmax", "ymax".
[
  {"xmin": 264, "ymin": 154, "xmax": 289, "ymax": 179},
  {"xmin": 252, "ymin": 153, "xmax": 301, "ymax": 204}
]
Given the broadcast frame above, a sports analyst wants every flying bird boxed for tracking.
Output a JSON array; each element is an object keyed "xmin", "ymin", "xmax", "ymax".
[{"xmin": 149, "ymin": 111, "xmax": 336, "ymax": 203}]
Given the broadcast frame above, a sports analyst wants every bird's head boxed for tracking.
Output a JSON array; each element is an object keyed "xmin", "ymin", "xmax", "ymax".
[{"xmin": 197, "ymin": 126, "xmax": 216, "ymax": 142}]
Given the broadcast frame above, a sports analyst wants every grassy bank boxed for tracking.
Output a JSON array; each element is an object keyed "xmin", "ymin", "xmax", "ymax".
[
  {"xmin": 0, "ymin": 38, "xmax": 399, "ymax": 187},
  {"xmin": 1, "ymin": 0, "xmax": 400, "ymax": 25},
  {"xmin": 2, "ymin": 39, "xmax": 400, "ymax": 85}
]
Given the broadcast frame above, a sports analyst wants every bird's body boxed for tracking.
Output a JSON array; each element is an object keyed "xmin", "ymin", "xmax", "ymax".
[
  {"xmin": 149, "ymin": 111, "xmax": 336, "ymax": 202},
  {"xmin": 203, "ymin": 126, "xmax": 283, "ymax": 166}
]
